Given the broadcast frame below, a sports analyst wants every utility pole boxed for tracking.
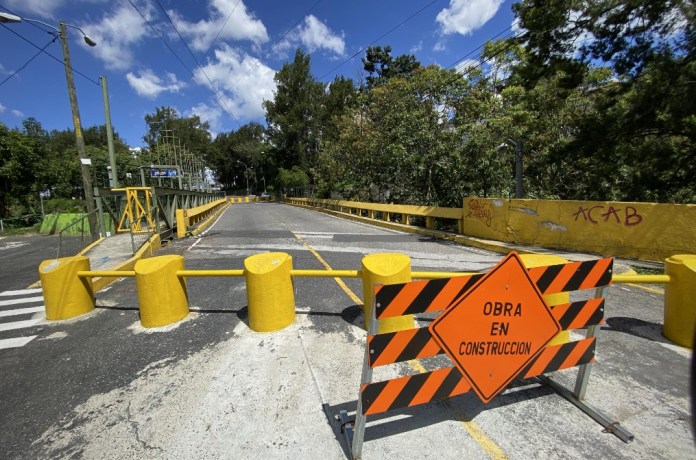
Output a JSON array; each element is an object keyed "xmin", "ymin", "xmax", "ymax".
[
  {"xmin": 100, "ymin": 75, "xmax": 118, "ymax": 188},
  {"xmin": 60, "ymin": 21, "xmax": 97, "ymax": 236}
]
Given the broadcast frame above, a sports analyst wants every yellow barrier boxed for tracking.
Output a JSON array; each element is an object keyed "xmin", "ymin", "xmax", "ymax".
[
  {"xmin": 519, "ymin": 254, "xmax": 570, "ymax": 345},
  {"xmin": 287, "ymin": 197, "xmax": 463, "ymax": 233},
  {"xmin": 135, "ymin": 255, "xmax": 189, "ymax": 328},
  {"xmin": 361, "ymin": 253, "xmax": 414, "ymax": 333},
  {"xmin": 664, "ymin": 254, "xmax": 696, "ymax": 348},
  {"xmin": 244, "ymin": 252, "xmax": 296, "ymax": 332},
  {"xmin": 176, "ymin": 198, "xmax": 228, "ymax": 238},
  {"xmin": 39, "ymin": 256, "xmax": 95, "ymax": 320}
]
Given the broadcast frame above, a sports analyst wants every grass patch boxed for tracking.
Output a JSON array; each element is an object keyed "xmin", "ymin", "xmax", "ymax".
[{"xmin": 631, "ymin": 265, "xmax": 665, "ymax": 275}]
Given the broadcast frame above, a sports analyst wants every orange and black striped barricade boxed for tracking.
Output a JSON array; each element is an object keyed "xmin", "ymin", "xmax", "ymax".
[{"xmin": 338, "ymin": 252, "xmax": 633, "ymax": 459}]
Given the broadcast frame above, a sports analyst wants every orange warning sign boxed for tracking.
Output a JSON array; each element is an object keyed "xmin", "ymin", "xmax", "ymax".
[{"xmin": 429, "ymin": 251, "xmax": 561, "ymax": 403}]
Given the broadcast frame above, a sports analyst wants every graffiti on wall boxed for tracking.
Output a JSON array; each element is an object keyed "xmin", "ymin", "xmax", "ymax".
[
  {"xmin": 466, "ymin": 199, "xmax": 494, "ymax": 227},
  {"xmin": 572, "ymin": 205, "xmax": 643, "ymax": 226}
]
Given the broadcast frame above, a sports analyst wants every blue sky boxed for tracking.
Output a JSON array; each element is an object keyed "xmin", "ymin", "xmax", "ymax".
[{"xmin": 0, "ymin": 0, "xmax": 519, "ymax": 148}]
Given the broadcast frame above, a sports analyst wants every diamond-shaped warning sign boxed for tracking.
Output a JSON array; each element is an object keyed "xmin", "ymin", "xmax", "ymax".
[{"xmin": 429, "ymin": 252, "xmax": 561, "ymax": 403}]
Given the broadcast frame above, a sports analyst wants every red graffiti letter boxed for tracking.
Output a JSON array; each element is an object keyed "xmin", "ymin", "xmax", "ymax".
[
  {"xmin": 573, "ymin": 206, "xmax": 589, "ymax": 222},
  {"xmin": 587, "ymin": 206, "xmax": 602, "ymax": 224},
  {"xmin": 601, "ymin": 206, "xmax": 621, "ymax": 223},
  {"xmin": 624, "ymin": 206, "xmax": 643, "ymax": 226}
]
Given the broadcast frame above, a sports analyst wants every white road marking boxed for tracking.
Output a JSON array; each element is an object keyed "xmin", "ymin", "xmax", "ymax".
[
  {"xmin": 0, "ymin": 336, "xmax": 37, "ymax": 350},
  {"xmin": 0, "ymin": 306, "xmax": 45, "ymax": 317},
  {"xmin": 0, "ymin": 296, "xmax": 43, "ymax": 306},
  {"xmin": 0, "ymin": 288, "xmax": 43, "ymax": 296},
  {"xmin": 0, "ymin": 319, "xmax": 42, "ymax": 332}
]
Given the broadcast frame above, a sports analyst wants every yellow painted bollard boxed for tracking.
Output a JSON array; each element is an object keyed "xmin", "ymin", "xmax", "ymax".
[
  {"xmin": 244, "ymin": 252, "xmax": 295, "ymax": 332},
  {"xmin": 664, "ymin": 254, "xmax": 696, "ymax": 348},
  {"xmin": 135, "ymin": 255, "xmax": 189, "ymax": 328},
  {"xmin": 362, "ymin": 253, "xmax": 415, "ymax": 333},
  {"xmin": 39, "ymin": 256, "xmax": 94, "ymax": 320},
  {"xmin": 520, "ymin": 254, "xmax": 570, "ymax": 345}
]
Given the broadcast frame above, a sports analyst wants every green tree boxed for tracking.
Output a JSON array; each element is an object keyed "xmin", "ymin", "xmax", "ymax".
[
  {"xmin": 362, "ymin": 45, "xmax": 421, "ymax": 89},
  {"xmin": 210, "ymin": 122, "xmax": 267, "ymax": 192},
  {"xmin": 0, "ymin": 123, "xmax": 41, "ymax": 216},
  {"xmin": 264, "ymin": 49, "xmax": 324, "ymax": 173}
]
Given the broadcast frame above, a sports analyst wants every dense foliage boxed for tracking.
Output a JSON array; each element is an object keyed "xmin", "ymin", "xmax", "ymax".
[{"xmin": 2, "ymin": 0, "xmax": 693, "ymax": 218}]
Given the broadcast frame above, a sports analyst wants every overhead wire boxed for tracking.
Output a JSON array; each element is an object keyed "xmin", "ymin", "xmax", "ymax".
[
  {"xmin": 0, "ymin": 35, "xmax": 58, "ymax": 87},
  {"xmin": 155, "ymin": 0, "xmax": 242, "ymax": 127},
  {"xmin": 0, "ymin": 23, "xmax": 100, "ymax": 86},
  {"xmin": 317, "ymin": 0, "xmax": 442, "ymax": 82}
]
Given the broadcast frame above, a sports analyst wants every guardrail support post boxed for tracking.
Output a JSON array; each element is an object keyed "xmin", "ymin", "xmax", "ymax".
[
  {"xmin": 664, "ymin": 254, "xmax": 696, "ymax": 348},
  {"xmin": 361, "ymin": 253, "xmax": 414, "ymax": 333},
  {"xmin": 520, "ymin": 254, "xmax": 570, "ymax": 345},
  {"xmin": 135, "ymin": 255, "xmax": 189, "ymax": 327},
  {"xmin": 39, "ymin": 256, "xmax": 95, "ymax": 320},
  {"xmin": 244, "ymin": 252, "xmax": 296, "ymax": 332}
]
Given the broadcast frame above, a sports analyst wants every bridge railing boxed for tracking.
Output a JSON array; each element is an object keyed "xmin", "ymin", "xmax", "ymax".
[{"xmin": 285, "ymin": 197, "xmax": 463, "ymax": 233}]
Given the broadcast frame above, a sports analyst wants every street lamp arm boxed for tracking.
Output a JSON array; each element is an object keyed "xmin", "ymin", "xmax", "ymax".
[{"xmin": 0, "ymin": 13, "xmax": 96, "ymax": 46}]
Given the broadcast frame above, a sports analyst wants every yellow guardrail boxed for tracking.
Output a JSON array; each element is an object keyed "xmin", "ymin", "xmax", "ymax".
[
  {"xmin": 286, "ymin": 197, "xmax": 463, "ymax": 232},
  {"xmin": 175, "ymin": 198, "xmax": 228, "ymax": 238}
]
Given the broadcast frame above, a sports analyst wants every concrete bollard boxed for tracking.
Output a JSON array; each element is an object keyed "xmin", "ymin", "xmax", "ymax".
[
  {"xmin": 664, "ymin": 254, "xmax": 696, "ymax": 348},
  {"xmin": 361, "ymin": 253, "xmax": 415, "ymax": 333},
  {"xmin": 519, "ymin": 254, "xmax": 570, "ymax": 346},
  {"xmin": 244, "ymin": 252, "xmax": 295, "ymax": 332},
  {"xmin": 135, "ymin": 255, "xmax": 189, "ymax": 328},
  {"xmin": 39, "ymin": 256, "xmax": 95, "ymax": 320}
]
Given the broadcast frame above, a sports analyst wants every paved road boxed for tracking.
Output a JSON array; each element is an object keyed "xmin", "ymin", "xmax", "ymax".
[{"xmin": 0, "ymin": 203, "xmax": 692, "ymax": 459}]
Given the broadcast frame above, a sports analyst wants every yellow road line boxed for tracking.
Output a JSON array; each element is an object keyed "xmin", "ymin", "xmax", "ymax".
[
  {"xmin": 291, "ymin": 228, "xmax": 507, "ymax": 458},
  {"xmin": 290, "ymin": 231, "xmax": 362, "ymax": 305}
]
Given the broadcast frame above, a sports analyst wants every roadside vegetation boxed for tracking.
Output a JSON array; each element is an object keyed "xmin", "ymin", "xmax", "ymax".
[{"xmin": 1, "ymin": 0, "xmax": 693, "ymax": 225}]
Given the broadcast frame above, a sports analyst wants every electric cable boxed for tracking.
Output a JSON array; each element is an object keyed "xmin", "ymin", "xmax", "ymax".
[{"xmin": 0, "ymin": 35, "xmax": 58, "ymax": 87}]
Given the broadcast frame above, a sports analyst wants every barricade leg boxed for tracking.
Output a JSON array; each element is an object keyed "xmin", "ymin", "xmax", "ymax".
[
  {"xmin": 361, "ymin": 253, "xmax": 414, "ymax": 333},
  {"xmin": 135, "ymin": 255, "xmax": 189, "ymax": 328},
  {"xmin": 519, "ymin": 254, "xmax": 570, "ymax": 345},
  {"xmin": 244, "ymin": 252, "xmax": 295, "ymax": 332},
  {"xmin": 664, "ymin": 254, "xmax": 696, "ymax": 348},
  {"xmin": 39, "ymin": 256, "xmax": 94, "ymax": 320}
]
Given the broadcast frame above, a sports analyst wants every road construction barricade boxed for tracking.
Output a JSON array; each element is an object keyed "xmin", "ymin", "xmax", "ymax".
[{"xmin": 339, "ymin": 252, "xmax": 633, "ymax": 459}]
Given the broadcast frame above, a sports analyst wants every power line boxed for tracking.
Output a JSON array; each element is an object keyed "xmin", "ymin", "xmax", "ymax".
[
  {"xmin": 0, "ymin": 23, "xmax": 100, "ymax": 85},
  {"xmin": 202, "ymin": 0, "xmax": 242, "ymax": 61},
  {"xmin": 318, "ymin": 0, "xmax": 442, "ymax": 82},
  {"xmin": 0, "ymin": 36, "xmax": 58, "ymax": 87},
  {"xmin": 155, "ymin": 0, "xmax": 241, "ymax": 128}
]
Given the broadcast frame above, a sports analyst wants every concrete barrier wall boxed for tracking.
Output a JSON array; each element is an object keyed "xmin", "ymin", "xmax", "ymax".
[{"xmin": 462, "ymin": 198, "xmax": 696, "ymax": 261}]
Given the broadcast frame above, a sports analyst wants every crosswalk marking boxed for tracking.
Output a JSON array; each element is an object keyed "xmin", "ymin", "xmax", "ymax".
[
  {"xmin": 0, "ymin": 306, "xmax": 45, "ymax": 318},
  {"xmin": 0, "ymin": 336, "xmax": 37, "ymax": 350},
  {"xmin": 0, "ymin": 288, "xmax": 43, "ymax": 296},
  {"xmin": 0, "ymin": 319, "xmax": 42, "ymax": 332},
  {"xmin": 0, "ymin": 296, "xmax": 43, "ymax": 307},
  {"xmin": 0, "ymin": 289, "xmax": 45, "ymax": 350}
]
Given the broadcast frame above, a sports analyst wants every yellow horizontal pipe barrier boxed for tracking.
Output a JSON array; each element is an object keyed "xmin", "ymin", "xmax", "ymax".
[
  {"xmin": 74, "ymin": 268, "xmax": 674, "ymax": 285},
  {"xmin": 612, "ymin": 274, "xmax": 672, "ymax": 284},
  {"xmin": 177, "ymin": 269, "xmax": 245, "ymax": 277},
  {"xmin": 77, "ymin": 270, "xmax": 136, "ymax": 278}
]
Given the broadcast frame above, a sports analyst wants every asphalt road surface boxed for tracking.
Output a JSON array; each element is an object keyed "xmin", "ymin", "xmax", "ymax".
[{"xmin": 0, "ymin": 203, "xmax": 692, "ymax": 459}]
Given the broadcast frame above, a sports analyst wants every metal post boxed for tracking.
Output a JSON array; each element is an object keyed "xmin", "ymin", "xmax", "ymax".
[
  {"xmin": 100, "ymin": 75, "xmax": 118, "ymax": 188},
  {"xmin": 514, "ymin": 140, "xmax": 523, "ymax": 199},
  {"xmin": 59, "ymin": 21, "xmax": 97, "ymax": 237}
]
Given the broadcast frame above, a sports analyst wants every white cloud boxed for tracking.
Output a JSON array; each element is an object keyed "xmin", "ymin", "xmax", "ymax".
[
  {"xmin": 11, "ymin": 109, "xmax": 24, "ymax": 117},
  {"xmin": 436, "ymin": 0, "xmax": 504, "ymax": 36},
  {"xmin": 126, "ymin": 69, "xmax": 186, "ymax": 99},
  {"xmin": 78, "ymin": 1, "xmax": 154, "ymax": 71},
  {"xmin": 185, "ymin": 103, "xmax": 223, "ymax": 132},
  {"xmin": 4, "ymin": 0, "xmax": 108, "ymax": 20},
  {"xmin": 277, "ymin": 15, "xmax": 345, "ymax": 56},
  {"xmin": 410, "ymin": 41, "xmax": 423, "ymax": 54},
  {"xmin": 170, "ymin": 0, "xmax": 268, "ymax": 52},
  {"xmin": 193, "ymin": 44, "xmax": 276, "ymax": 120},
  {"xmin": 433, "ymin": 40, "xmax": 447, "ymax": 52},
  {"xmin": 0, "ymin": 103, "xmax": 5, "ymax": 113}
]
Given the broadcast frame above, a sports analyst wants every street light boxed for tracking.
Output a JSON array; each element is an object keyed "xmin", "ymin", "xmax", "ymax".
[
  {"xmin": 496, "ymin": 139, "xmax": 523, "ymax": 199},
  {"xmin": 0, "ymin": 12, "xmax": 100, "ymax": 235},
  {"xmin": 237, "ymin": 160, "xmax": 250, "ymax": 195}
]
